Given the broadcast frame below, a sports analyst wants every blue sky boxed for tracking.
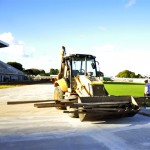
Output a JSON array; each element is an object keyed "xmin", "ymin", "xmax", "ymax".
[{"xmin": 0, "ymin": 0, "xmax": 150, "ymax": 76}]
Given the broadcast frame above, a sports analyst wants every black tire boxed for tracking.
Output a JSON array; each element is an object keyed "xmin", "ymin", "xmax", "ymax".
[
  {"xmin": 54, "ymin": 86, "xmax": 66, "ymax": 110},
  {"xmin": 66, "ymin": 106, "xmax": 79, "ymax": 118}
]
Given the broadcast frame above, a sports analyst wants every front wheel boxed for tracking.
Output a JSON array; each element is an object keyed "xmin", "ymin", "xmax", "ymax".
[
  {"xmin": 54, "ymin": 86, "xmax": 66, "ymax": 110},
  {"xmin": 66, "ymin": 106, "xmax": 79, "ymax": 118}
]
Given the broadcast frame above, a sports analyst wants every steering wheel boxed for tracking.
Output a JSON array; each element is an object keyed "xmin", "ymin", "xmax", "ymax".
[{"xmin": 79, "ymin": 69, "xmax": 85, "ymax": 75}]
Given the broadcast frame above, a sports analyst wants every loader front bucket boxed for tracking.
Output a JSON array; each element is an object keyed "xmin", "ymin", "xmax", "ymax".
[{"xmin": 76, "ymin": 96, "xmax": 140, "ymax": 121}]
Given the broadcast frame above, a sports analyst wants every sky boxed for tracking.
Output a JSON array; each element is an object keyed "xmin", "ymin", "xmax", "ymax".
[{"xmin": 0, "ymin": 0, "xmax": 150, "ymax": 76}]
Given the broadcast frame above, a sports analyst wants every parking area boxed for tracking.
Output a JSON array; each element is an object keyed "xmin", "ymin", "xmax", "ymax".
[{"xmin": 0, "ymin": 83, "xmax": 150, "ymax": 150}]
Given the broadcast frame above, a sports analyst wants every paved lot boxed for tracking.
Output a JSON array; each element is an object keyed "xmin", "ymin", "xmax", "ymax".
[{"xmin": 0, "ymin": 83, "xmax": 150, "ymax": 150}]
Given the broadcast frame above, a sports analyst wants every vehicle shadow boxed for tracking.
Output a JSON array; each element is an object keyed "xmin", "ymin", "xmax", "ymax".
[{"xmin": 92, "ymin": 114, "xmax": 150, "ymax": 126}]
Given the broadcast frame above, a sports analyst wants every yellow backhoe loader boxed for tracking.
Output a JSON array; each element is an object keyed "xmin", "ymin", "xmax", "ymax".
[{"xmin": 46, "ymin": 46, "xmax": 139, "ymax": 121}]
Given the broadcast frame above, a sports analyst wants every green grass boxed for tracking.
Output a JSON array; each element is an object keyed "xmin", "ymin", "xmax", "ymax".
[
  {"xmin": 104, "ymin": 82, "xmax": 145, "ymax": 97},
  {"xmin": 0, "ymin": 82, "xmax": 145, "ymax": 97}
]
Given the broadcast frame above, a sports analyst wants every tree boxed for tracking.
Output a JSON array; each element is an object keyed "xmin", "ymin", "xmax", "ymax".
[
  {"xmin": 117, "ymin": 70, "xmax": 131, "ymax": 78},
  {"xmin": 49, "ymin": 68, "xmax": 59, "ymax": 75},
  {"xmin": 24, "ymin": 68, "xmax": 46, "ymax": 76},
  {"xmin": 129, "ymin": 72, "xmax": 135, "ymax": 78},
  {"xmin": 116, "ymin": 70, "xmax": 143, "ymax": 78},
  {"xmin": 7, "ymin": 62, "xmax": 23, "ymax": 71},
  {"xmin": 135, "ymin": 74, "xmax": 143, "ymax": 78},
  {"xmin": 39, "ymin": 69, "xmax": 46, "ymax": 75}
]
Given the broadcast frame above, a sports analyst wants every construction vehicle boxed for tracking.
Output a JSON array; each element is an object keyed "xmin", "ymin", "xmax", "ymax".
[
  {"xmin": 50, "ymin": 47, "xmax": 140, "ymax": 121},
  {"xmin": 37, "ymin": 46, "xmax": 138, "ymax": 121}
]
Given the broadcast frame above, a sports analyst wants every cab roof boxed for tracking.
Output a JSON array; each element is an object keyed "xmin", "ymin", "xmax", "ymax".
[
  {"xmin": 64, "ymin": 54, "xmax": 96, "ymax": 60},
  {"xmin": 0, "ymin": 40, "xmax": 9, "ymax": 48}
]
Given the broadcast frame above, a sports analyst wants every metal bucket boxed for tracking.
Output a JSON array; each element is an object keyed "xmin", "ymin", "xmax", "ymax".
[{"xmin": 77, "ymin": 96, "xmax": 140, "ymax": 121}]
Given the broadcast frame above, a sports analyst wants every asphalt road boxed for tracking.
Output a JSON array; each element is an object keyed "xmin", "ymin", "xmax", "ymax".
[{"xmin": 0, "ymin": 83, "xmax": 150, "ymax": 150}]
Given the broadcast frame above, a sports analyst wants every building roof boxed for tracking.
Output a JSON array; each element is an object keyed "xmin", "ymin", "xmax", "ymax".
[
  {"xmin": 0, "ymin": 40, "xmax": 25, "ymax": 75},
  {"xmin": 0, "ymin": 40, "xmax": 9, "ymax": 48},
  {"xmin": 0, "ymin": 60, "xmax": 25, "ymax": 75}
]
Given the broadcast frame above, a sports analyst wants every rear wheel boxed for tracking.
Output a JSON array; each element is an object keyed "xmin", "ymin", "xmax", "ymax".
[{"xmin": 54, "ymin": 86, "xmax": 66, "ymax": 110}]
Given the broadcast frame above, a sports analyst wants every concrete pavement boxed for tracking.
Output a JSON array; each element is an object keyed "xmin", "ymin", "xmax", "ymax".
[
  {"xmin": 0, "ymin": 83, "xmax": 150, "ymax": 150},
  {"xmin": 139, "ymin": 108, "xmax": 150, "ymax": 117}
]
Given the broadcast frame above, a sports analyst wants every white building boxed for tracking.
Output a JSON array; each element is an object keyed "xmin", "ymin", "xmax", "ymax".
[
  {"xmin": 0, "ymin": 40, "xmax": 29, "ymax": 82},
  {"xmin": 0, "ymin": 60, "xmax": 29, "ymax": 82}
]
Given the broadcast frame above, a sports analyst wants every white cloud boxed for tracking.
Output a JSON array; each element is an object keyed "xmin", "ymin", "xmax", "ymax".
[
  {"xmin": 93, "ymin": 44, "xmax": 117, "ymax": 76},
  {"xmin": 1, "ymin": 32, "xmax": 149, "ymax": 76},
  {"xmin": 0, "ymin": 32, "xmax": 58, "ymax": 72},
  {"xmin": 22, "ymin": 54, "xmax": 60, "ymax": 72},
  {"xmin": 125, "ymin": 0, "xmax": 136, "ymax": 8},
  {"xmin": 92, "ymin": 44, "xmax": 150, "ymax": 77},
  {"xmin": 0, "ymin": 32, "xmax": 25, "ymax": 57},
  {"xmin": 0, "ymin": 32, "xmax": 14, "ymax": 44}
]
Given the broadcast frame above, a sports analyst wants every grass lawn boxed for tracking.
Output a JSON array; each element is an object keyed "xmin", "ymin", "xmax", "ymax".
[
  {"xmin": 104, "ymin": 82, "xmax": 145, "ymax": 97},
  {"xmin": 0, "ymin": 82, "xmax": 145, "ymax": 97}
]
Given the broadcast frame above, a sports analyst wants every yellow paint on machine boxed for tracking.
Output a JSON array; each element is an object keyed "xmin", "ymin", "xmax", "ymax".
[
  {"xmin": 56, "ymin": 78, "xmax": 68, "ymax": 92},
  {"xmin": 90, "ymin": 80, "xmax": 103, "ymax": 85}
]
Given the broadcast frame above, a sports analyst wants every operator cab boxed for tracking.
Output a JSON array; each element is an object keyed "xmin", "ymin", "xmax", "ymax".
[
  {"xmin": 62, "ymin": 54, "xmax": 104, "ymax": 89},
  {"xmin": 69, "ymin": 54, "xmax": 98, "ymax": 77}
]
